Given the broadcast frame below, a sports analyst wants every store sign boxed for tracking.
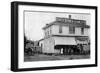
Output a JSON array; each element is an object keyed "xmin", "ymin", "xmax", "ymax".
[
  {"xmin": 56, "ymin": 17, "xmax": 86, "ymax": 24},
  {"xmin": 76, "ymin": 37, "xmax": 88, "ymax": 44}
]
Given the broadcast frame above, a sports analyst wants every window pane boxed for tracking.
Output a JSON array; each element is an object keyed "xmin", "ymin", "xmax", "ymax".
[
  {"xmin": 59, "ymin": 26, "xmax": 62, "ymax": 33},
  {"xmin": 81, "ymin": 28, "xmax": 84, "ymax": 35},
  {"xmin": 69, "ymin": 26, "xmax": 75, "ymax": 34}
]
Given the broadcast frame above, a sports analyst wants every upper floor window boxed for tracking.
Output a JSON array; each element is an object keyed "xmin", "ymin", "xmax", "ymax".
[
  {"xmin": 69, "ymin": 26, "xmax": 75, "ymax": 34},
  {"xmin": 50, "ymin": 27, "xmax": 52, "ymax": 35},
  {"xmin": 59, "ymin": 26, "xmax": 62, "ymax": 33},
  {"xmin": 45, "ymin": 29, "xmax": 51, "ymax": 38},
  {"xmin": 81, "ymin": 28, "xmax": 84, "ymax": 35},
  {"xmin": 47, "ymin": 31, "xmax": 49, "ymax": 36},
  {"xmin": 45, "ymin": 31, "xmax": 47, "ymax": 38}
]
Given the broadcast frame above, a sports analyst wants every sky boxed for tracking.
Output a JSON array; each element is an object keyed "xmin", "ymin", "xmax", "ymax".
[{"xmin": 24, "ymin": 11, "xmax": 90, "ymax": 41}]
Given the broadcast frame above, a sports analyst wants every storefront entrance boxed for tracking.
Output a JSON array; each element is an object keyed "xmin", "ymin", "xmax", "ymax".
[
  {"xmin": 54, "ymin": 45, "xmax": 80, "ymax": 55},
  {"xmin": 76, "ymin": 37, "xmax": 90, "ymax": 55}
]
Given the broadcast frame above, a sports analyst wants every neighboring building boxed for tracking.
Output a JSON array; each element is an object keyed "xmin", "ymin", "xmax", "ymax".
[{"xmin": 39, "ymin": 15, "xmax": 90, "ymax": 54}]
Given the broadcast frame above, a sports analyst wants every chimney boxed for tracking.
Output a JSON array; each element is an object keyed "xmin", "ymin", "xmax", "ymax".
[{"xmin": 69, "ymin": 15, "xmax": 71, "ymax": 19}]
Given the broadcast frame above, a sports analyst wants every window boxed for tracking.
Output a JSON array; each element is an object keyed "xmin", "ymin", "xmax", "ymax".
[
  {"xmin": 45, "ymin": 31, "xmax": 47, "ymax": 38},
  {"xmin": 69, "ymin": 26, "xmax": 75, "ymax": 34},
  {"xmin": 81, "ymin": 28, "xmax": 84, "ymax": 35},
  {"xmin": 47, "ymin": 31, "xmax": 49, "ymax": 36},
  {"xmin": 45, "ymin": 28, "xmax": 52, "ymax": 38},
  {"xmin": 59, "ymin": 26, "xmax": 62, "ymax": 33},
  {"xmin": 50, "ymin": 27, "xmax": 52, "ymax": 35}
]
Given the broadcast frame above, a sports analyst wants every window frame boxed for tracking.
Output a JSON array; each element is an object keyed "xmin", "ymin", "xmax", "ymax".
[{"xmin": 69, "ymin": 26, "xmax": 75, "ymax": 34}]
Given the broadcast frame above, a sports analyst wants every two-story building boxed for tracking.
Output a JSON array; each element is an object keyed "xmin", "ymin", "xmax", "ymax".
[{"xmin": 39, "ymin": 15, "xmax": 90, "ymax": 55}]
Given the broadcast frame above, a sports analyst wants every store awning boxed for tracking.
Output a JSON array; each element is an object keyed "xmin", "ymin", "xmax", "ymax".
[{"xmin": 54, "ymin": 37, "xmax": 77, "ymax": 45}]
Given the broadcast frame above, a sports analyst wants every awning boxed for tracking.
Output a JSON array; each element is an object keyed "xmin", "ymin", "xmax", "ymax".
[{"xmin": 54, "ymin": 37, "xmax": 77, "ymax": 45}]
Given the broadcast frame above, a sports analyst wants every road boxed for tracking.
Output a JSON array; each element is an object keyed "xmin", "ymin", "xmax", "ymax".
[{"xmin": 24, "ymin": 54, "xmax": 90, "ymax": 62}]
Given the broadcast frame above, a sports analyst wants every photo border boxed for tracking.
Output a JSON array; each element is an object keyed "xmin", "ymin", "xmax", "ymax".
[{"xmin": 11, "ymin": 1, "xmax": 98, "ymax": 72}]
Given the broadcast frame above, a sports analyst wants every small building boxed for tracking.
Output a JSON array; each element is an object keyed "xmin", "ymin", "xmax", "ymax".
[{"xmin": 39, "ymin": 15, "xmax": 90, "ymax": 54}]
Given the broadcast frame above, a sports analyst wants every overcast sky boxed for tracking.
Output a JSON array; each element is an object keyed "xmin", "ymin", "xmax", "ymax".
[{"xmin": 24, "ymin": 11, "xmax": 90, "ymax": 41}]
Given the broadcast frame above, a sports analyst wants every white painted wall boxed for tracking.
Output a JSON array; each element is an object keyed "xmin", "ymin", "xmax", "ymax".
[
  {"xmin": 43, "ymin": 37, "xmax": 55, "ymax": 53},
  {"xmin": 52, "ymin": 25, "xmax": 59, "ymax": 35},
  {"xmin": 44, "ymin": 26, "xmax": 52, "ymax": 38},
  {"xmin": 63, "ymin": 26, "xmax": 69, "ymax": 34},
  {"xmin": 39, "ymin": 40, "xmax": 44, "ymax": 52},
  {"xmin": 75, "ymin": 27, "xmax": 81, "ymax": 35},
  {"xmin": 52, "ymin": 25, "xmax": 69, "ymax": 35},
  {"xmin": 52, "ymin": 25, "xmax": 89, "ymax": 36},
  {"xmin": 84, "ymin": 28, "xmax": 89, "ymax": 35}
]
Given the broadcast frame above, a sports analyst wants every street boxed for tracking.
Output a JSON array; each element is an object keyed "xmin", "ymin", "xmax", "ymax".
[{"xmin": 24, "ymin": 54, "xmax": 90, "ymax": 62}]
